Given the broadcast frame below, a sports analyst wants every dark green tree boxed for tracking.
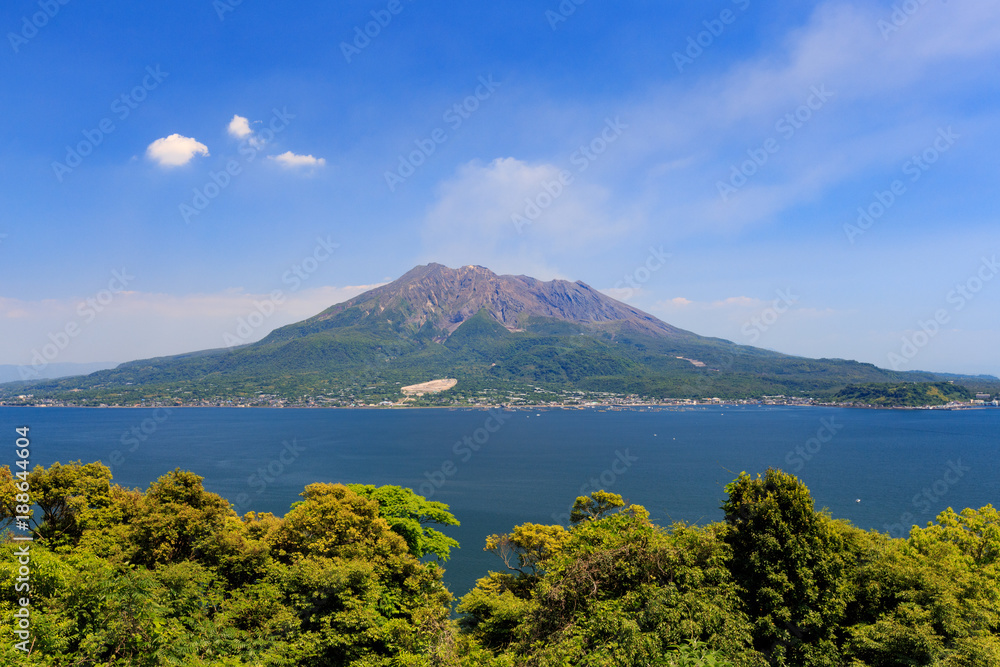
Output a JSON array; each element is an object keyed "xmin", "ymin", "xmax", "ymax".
[{"xmin": 721, "ymin": 469, "xmax": 850, "ymax": 665}]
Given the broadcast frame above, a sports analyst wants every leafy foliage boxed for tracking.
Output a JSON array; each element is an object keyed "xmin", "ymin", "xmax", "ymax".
[
  {"xmin": 569, "ymin": 489, "xmax": 626, "ymax": 523},
  {"xmin": 834, "ymin": 382, "xmax": 974, "ymax": 407},
  {"xmin": 722, "ymin": 469, "xmax": 851, "ymax": 665},
  {"xmin": 0, "ymin": 464, "xmax": 997, "ymax": 666},
  {"xmin": 0, "ymin": 464, "xmax": 451, "ymax": 666},
  {"xmin": 347, "ymin": 483, "xmax": 460, "ymax": 561}
]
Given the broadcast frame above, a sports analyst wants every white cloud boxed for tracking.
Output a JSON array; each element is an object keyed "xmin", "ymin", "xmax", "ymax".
[
  {"xmin": 268, "ymin": 151, "xmax": 326, "ymax": 168},
  {"xmin": 146, "ymin": 134, "xmax": 209, "ymax": 167},
  {"xmin": 227, "ymin": 114, "xmax": 252, "ymax": 139},
  {"xmin": 420, "ymin": 157, "xmax": 635, "ymax": 278}
]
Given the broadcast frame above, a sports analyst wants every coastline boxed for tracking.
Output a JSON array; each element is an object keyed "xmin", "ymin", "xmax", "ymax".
[{"xmin": 1, "ymin": 401, "xmax": 996, "ymax": 411}]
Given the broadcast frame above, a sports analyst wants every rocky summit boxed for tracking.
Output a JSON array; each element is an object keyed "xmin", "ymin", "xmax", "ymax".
[
  {"xmin": 2, "ymin": 263, "xmax": 994, "ymax": 407},
  {"xmin": 304, "ymin": 263, "xmax": 690, "ymax": 339}
]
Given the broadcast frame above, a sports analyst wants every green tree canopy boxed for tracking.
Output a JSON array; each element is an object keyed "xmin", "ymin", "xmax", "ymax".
[
  {"xmin": 1, "ymin": 463, "xmax": 998, "ymax": 666},
  {"xmin": 347, "ymin": 483, "xmax": 460, "ymax": 561},
  {"xmin": 460, "ymin": 493, "xmax": 749, "ymax": 665},
  {"xmin": 722, "ymin": 468, "xmax": 851, "ymax": 665}
]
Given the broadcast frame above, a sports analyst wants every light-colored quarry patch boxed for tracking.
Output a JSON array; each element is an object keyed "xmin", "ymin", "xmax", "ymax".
[
  {"xmin": 676, "ymin": 356, "xmax": 706, "ymax": 367},
  {"xmin": 400, "ymin": 378, "xmax": 458, "ymax": 396}
]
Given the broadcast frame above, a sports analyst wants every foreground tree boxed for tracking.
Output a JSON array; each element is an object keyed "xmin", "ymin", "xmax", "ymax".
[
  {"xmin": 459, "ymin": 492, "xmax": 752, "ymax": 665},
  {"xmin": 0, "ymin": 465, "xmax": 456, "ymax": 667},
  {"xmin": 2, "ymin": 463, "xmax": 998, "ymax": 666},
  {"xmin": 722, "ymin": 469, "xmax": 1000, "ymax": 667},
  {"xmin": 347, "ymin": 483, "xmax": 460, "ymax": 561},
  {"xmin": 722, "ymin": 469, "xmax": 851, "ymax": 665},
  {"xmin": 839, "ymin": 505, "xmax": 1000, "ymax": 666}
]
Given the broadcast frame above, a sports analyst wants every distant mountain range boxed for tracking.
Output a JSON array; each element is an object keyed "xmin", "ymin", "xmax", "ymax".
[
  {"xmin": 0, "ymin": 361, "xmax": 118, "ymax": 384},
  {"xmin": 2, "ymin": 263, "xmax": 997, "ymax": 406}
]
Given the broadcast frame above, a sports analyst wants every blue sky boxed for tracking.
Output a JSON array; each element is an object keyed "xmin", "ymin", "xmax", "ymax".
[{"xmin": 1, "ymin": 0, "xmax": 998, "ymax": 378}]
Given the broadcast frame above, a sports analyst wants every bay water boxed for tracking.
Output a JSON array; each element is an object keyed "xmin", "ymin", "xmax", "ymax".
[{"xmin": 1, "ymin": 406, "xmax": 996, "ymax": 599}]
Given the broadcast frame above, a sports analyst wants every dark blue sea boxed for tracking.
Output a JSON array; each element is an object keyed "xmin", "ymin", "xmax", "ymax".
[{"xmin": 1, "ymin": 406, "xmax": 997, "ymax": 599}]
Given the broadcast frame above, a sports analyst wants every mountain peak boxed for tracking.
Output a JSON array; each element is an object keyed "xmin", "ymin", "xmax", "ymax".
[
  {"xmin": 16, "ymin": 262, "xmax": 992, "ymax": 407},
  {"xmin": 310, "ymin": 263, "xmax": 689, "ymax": 338}
]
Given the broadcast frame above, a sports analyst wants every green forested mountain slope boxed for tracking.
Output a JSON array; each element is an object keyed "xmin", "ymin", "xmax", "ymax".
[{"xmin": 2, "ymin": 264, "xmax": 995, "ymax": 405}]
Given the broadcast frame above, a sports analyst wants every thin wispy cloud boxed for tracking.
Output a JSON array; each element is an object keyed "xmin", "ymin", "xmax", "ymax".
[
  {"xmin": 0, "ymin": 285, "xmax": 381, "ymax": 364},
  {"xmin": 584, "ymin": 1, "xmax": 1000, "ymax": 236},
  {"xmin": 269, "ymin": 151, "xmax": 326, "ymax": 168},
  {"xmin": 420, "ymin": 157, "xmax": 633, "ymax": 278}
]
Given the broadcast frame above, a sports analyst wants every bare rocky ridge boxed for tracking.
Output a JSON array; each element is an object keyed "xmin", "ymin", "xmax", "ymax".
[{"xmin": 310, "ymin": 263, "xmax": 691, "ymax": 338}]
